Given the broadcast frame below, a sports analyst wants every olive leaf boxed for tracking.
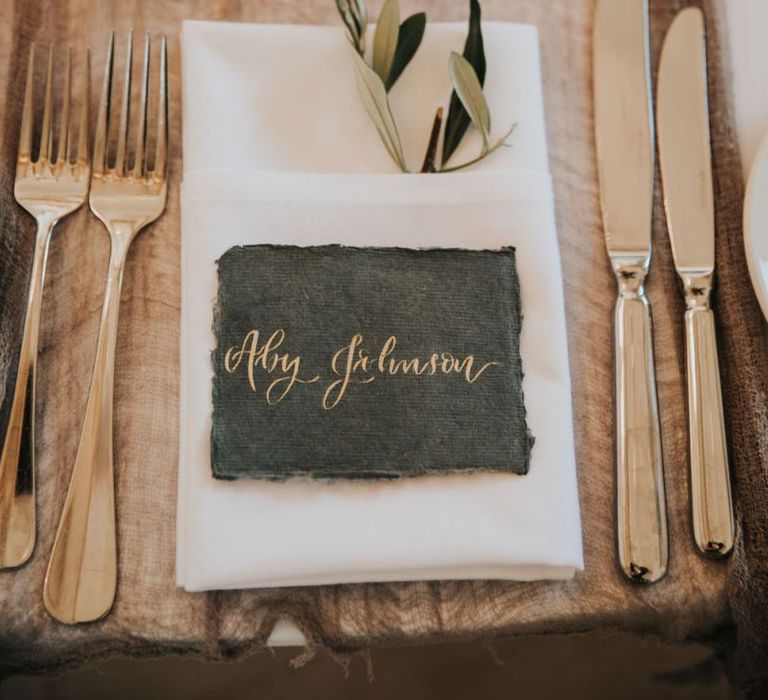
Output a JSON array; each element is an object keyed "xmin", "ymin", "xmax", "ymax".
[
  {"xmin": 385, "ymin": 12, "xmax": 426, "ymax": 90},
  {"xmin": 449, "ymin": 51, "xmax": 490, "ymax": 153},
  {"xmin": 373, "ymin": 0, "xmax": 400, "ymax": 83},
  {"xmin": 353, "ymin": 51, "xmax": 408, "ymax": 171},
  {"xmin": 442, "ymin": 0, "xmax": 486, "ymax": 164},
  {"xmin": 351, "ymin": 0, "xmax": 368, "ymax": 38},
  {"xmin": 337, "ymin": 0, "xmax": 368, "ymax": 53}
]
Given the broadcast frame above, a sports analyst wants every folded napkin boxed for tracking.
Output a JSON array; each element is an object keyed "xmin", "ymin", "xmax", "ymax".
[{"xmin": 178, "ymin": 19, "xmax": 583, "ymax": 590}]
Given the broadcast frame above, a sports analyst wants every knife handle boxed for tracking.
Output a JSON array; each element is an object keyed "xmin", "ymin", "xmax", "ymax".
[
  {"xmin": 683, "ymin": 277, "xmax": 734, "ymax": 558},
  {"xmin": 614, "ymin": 262, "xmax": 668, "ymax": 583}
]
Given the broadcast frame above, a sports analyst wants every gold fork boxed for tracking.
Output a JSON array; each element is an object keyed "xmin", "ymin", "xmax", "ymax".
[
  {"xmin": 0, "ymin": 45, "xmax": 89, "ymax": 569},
  {"xmin": 43, "ymin": 31, "xmax": 168, "ymax": 624}
]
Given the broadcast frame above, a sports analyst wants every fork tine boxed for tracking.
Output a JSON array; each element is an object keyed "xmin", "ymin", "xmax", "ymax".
[
  {"xmin": 38, "ymin": 45, "xmax": 54, "ymax": 163},
  {"xmin": 154, "ymin": 35, "xmax": 168, "ymax": 178},
  {"xmin": 93, "ymin": 31, "xmax": 114, "ymax": 174},
  {"xmin": 55, "ymin": 47, "xmax": 71, "ymax": 166},
  {"xmin": 114, "ymin": 31, "xmax": 133, "ymax": 175},
  {"xmin": 18, "ymin": 44, "xmax": 35, "ymax": 164},
  {"xmin": 76, "ymin": 48, "xmax": 90, "ymax": 166},
  {"xmin": 132, "ymin": 33, "xmax": 150, "ymax": 178}
]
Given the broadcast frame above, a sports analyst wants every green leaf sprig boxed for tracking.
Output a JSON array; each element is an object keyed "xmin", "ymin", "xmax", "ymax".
[{"xmin": 336, "ymin": 0, "xmax": 515, "ymax": 173}]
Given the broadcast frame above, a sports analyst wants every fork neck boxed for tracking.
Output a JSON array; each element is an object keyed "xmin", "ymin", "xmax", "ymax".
[
  {"xmin": 24, "ymin": 214, "xmax": 57, "ymax": 346},
  {"xmin": 104, "ymin": 220, "xmax": 138, "ymax": 263},
  {"xmin": 28, "ymin": 206, "xmax": 59, "ymax": 237},
  {"xmin": 34, "ymin": 213, "xmax": 57, "ymax": 247}
]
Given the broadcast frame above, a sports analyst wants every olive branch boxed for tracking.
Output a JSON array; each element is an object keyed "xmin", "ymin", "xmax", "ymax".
[{"xmin": 337, "ymin": 0, "xmax": 516, "ymax": 173}]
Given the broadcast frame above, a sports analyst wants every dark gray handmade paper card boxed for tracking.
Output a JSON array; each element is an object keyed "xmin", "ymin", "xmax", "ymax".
[{"xmin": 211, "ymin": 245, "xmax": 532, "ymax": 480}]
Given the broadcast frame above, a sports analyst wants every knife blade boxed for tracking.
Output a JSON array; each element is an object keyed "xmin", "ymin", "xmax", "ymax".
[
  {"xmin": 594, "ymin": 0, "xmax": 668, "ymax": 583},
  {"xmin": 594, "ymin": 0, "xmax": 654, "ymax": 258},
  {"xmin": 657, "ymin": 7, "xmax": 734, "ymax": 557}
]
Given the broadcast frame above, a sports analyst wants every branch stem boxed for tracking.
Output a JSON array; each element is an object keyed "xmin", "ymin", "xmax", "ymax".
[
  {"xmin": 438, "ymin": 123, "xmax": 517, "ymax": 173},
  {"xmin": 420, "ymin": 107, "xmax": 444, "ymax": 173}
]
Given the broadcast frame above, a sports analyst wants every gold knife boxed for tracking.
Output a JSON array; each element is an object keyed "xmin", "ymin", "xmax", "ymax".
[
  {"xmin": 657, "ymin": 7, "xmax": 734, "ymax": 558},
  {"xmin": 594, "ymin": 0, "xmax": 669, "ymax": 583}
]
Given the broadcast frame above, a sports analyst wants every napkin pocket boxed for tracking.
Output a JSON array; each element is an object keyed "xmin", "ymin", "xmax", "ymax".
[{"xmin": 211, "ymin": 244, "xmax": 533, "ymax": 480}]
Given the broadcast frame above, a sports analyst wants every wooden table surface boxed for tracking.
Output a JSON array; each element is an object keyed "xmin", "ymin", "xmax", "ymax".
[{"xmin": 0, "ymin": 0, "xmax": 737, "ymax": 673}]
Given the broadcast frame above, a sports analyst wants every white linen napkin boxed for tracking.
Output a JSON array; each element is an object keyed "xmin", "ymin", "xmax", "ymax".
[{"xmin": 177, "ymin": 19, "xmax": 583, "ymax": 591}]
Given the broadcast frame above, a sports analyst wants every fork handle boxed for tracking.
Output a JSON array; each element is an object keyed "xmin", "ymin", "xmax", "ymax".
[
  {"xmin": 44, "ymin": 235, "xmax": 129, "ymax": 623},
  {"xmin": 0, "ymin": 219, "xmax": 54, "ymax": 569}
]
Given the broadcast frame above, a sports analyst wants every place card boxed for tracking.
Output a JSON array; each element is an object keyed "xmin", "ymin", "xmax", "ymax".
[{"xmin": 211, "ymin": 244, "xmax": 533, "ymax": 480}]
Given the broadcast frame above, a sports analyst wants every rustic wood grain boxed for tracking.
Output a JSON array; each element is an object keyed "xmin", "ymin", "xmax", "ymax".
[{"xmin": 1, "ymin": 0, "xmax": 763, "ymax": 680}]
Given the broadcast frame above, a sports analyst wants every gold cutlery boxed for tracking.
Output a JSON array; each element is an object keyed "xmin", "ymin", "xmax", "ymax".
[
  {"xmin": 0, "ymin": 45, "xmax": 90, "ymax": 569},
  {"xmin": 594, "ymin": 0, "xmax": 668, "ymax": 583},
  {"xmin": 44, "ymin": 31, "xmax": 168, "ymax": 623},
  {"xmin": 657, "ymin": 7, "xmax": 734, "ymax": 557}
]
